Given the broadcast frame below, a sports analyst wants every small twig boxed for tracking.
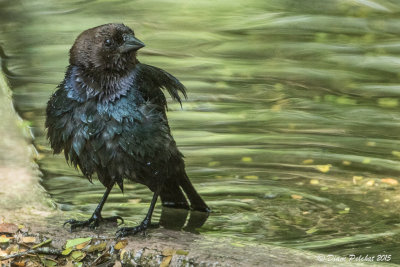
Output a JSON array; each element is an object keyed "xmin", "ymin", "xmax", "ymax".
[{"xmin": 0, "ymin": 247, "xmax": 62, "ymax": 260}]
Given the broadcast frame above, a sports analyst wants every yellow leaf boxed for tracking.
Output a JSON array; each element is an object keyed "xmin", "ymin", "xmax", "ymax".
[
  {"xmin": 306, "ymin": 227, "xmax": 318, "ymax": 234},
  {"xmin": 366, "ymin": 180, "xmax": 375, "ymax": 186},
  {"xmin": 160, "ymin": 255, "xmax": 172, "ymax": 267},
  {"xmin": 353, "ymin": 176, "xmax": 363, "ymax": 184},
  {"xmin": 231, "ymin": 242, "xmax": 245, "ymax": 247},
  {"xmin": 381, "ymin": 178, "xmax": 398, "ymax": 186},
  {"xmin": 310, "ymin": 179, "xmax": 319, "ymax": 185},
  {"xmin": 342, "ymin": 161, "xmax": 351, "ymax": 166},
  {"xmin": 362, "ymin": 158, "xmax": 371, "ymax": 164},
  {"xmin": 0, "ymin": 236, "xmax": 10, "ymax": 243},
  {"xmin": 244, "ymin": 175, "xmax": 258, "ymax": 180},
  {"xmin": 62, "ymin": 247, "xmax": 73, "ymax": 256},
  {"xmin": 302, "ymin": 159, "xmax": 314, "ymax": 164},
  {"xmin": 392, "ymin": 151, "xmax": 400, "ymax": 158},
  {"xmin": 241, "ymin": 157, "xmax": 252, "ymax": 162},
  {"xmin": 114, "ymin": 239, "xmax": 128, "ymax": 250},
  {"xmin": 291, "ymin": 194, "xmax": 303, "ymax": 200},
  {"xmin": 315, "ymin": 164, "xmax": 332, "ymax": 173},
  {"xmin": 366, "ymin": 141, "xmax": 376, "ymax": 147}
]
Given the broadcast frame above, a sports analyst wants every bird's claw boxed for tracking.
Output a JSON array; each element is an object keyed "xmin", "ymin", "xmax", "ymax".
[
  {"xmin": 64, "ymin": 215, "xmax": 124, "ymax": 231},
  {"xmin": 116, "ymin": 223, "xmax": 148, "ymax": 238}
]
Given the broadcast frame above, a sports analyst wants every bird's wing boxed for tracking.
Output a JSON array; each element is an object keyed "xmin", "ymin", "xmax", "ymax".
[{"xmin": 137, "ymin": 63, "xmax": 187, "ymax": 107}]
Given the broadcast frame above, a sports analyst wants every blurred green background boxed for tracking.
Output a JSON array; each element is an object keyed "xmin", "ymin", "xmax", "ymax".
[{"xmin": 1, "ymin": 0, "xmax": 400, "ymax": 262}]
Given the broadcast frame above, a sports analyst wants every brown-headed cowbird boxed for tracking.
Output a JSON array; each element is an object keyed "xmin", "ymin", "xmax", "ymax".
[{"xmin": 45, "ymin": 23, "xmax": 209, "ymax": 237}]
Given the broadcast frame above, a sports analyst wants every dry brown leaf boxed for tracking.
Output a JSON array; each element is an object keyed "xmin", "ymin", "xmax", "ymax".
[
  {"xmin": 76, "ymin": 240, "xmax": 90, "ymax": 250},
  {"xmin": 22, "ymin": 237, "xmax": 37, "ymax": 244},
  {"xmin": 113, "ymin": 261, "xmax": 122, "ymax": 267},
  {"xmin": 0, "ymin": 223, "xmax": 18, "ymax": 234}
]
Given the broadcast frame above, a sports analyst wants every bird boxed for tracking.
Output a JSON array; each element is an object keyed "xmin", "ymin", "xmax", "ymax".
[{"xmin": 45, "ymin": 23, "xmax": 210, "ymax": 237}]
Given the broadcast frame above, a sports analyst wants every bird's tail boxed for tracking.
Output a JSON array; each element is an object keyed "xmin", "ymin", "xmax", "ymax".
[{"xmin": 160, "ymin": 172, "xmax": 210, "ymax": 212}]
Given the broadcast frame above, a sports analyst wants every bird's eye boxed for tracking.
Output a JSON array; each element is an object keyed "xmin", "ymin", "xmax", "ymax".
[{"xmin": 104, "ymin": 39, "xmax": 112, "ymax": 47}]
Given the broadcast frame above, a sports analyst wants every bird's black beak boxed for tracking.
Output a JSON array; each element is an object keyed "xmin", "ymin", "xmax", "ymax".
[{"xmin": 120, "ymin": 34, "xmax": 145, "ymax": 53}]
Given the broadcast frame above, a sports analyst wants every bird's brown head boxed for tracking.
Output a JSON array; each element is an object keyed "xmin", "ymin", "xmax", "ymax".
[{"xmin": 69, "ymin": 23, "xmax": 145, "ymax": 76}]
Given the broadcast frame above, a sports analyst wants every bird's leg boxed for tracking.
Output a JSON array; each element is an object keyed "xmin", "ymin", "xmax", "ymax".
[
  {"xmin": 116, "ymin": 191, "xmax": 159, "ymax": 237},
  {"xmin": 64, "ymin": 185, "xmax": 124, "ymax": 231}
]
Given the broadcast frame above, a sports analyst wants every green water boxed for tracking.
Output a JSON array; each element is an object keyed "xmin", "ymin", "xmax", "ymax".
[{"xmin": 2, "ymin": 0, "xmax": 400, "ymax": 262}]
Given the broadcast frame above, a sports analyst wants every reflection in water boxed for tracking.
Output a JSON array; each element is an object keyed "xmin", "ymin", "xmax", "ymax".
[
  {"xmin": 1, "ymin": 0, "xmax": 400, "ymax": 263},
  {"xmin": 159, "ymin": 207, "xmax": 209, "ymax": 233}
]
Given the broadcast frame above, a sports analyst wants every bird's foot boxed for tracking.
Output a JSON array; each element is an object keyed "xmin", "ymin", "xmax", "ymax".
[
  {"xmin": 64, "ymin": 215, "xmax": 124, "ymax": 231},
  {"xmin": 116, "ymin": 221, "xmax": 158, "ymax": 238}
]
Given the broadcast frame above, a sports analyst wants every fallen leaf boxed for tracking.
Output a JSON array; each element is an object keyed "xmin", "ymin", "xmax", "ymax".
[
  {"xmin": 5, "ymin": 244, "xmax": 18, "ymax": 254},
  {"xmin": 76, "ymin": 240, "xmax": 90, "ymax": 250},
  {"xmin": 315, "ymin": 164, "xmax": 332, "ymax": 173},
  {"xmin": 62, "ymin": 247, "xmax": 73, "ymax": 256},
  {"xmin": 342, "ymin": 161, "xmax": 351, "ymax": 166},
  {"xmin": 114, "ymin": 239, "xmax": 128, "ymax": 250},
  {"xmin": 339, "ymin": 207, "xmax": 350, "ymax": 214},
  {"xmin": 70, "ymin": 250, "xmax": 85, "ymax": 261},
  {"xmin": 310, "ymin": 179, "xmax": 319, "ymax": 185},
  {"xmin": 241, "ymin": 157, "xmax": 252, "ymax": 162},
  {"xmin": 22, "ymin": 237, "xmax": 37, "ymax": 244},
  {"xmin": 86, "ymin": 242, "xmax": 107, "ymax": 252},
  {"xmin": 0, "ymin": 236, "xmax": 10, "ymax": 243},
  {"xmin": 65, "ymin": 237, "xmax": 92, "ymax": 249},
  {"xmin": 0, "ymin": 249, "xmax": 7, "ymax": 256},
  {"xmin": 291, "ymin": 194, "xmax": 303, "ymax": 200},
  {"xmin": 381, "ymin": 178, "xmax": 398, "ymax": 186},
  {"xmin": 244, "ymin": 175, "xmax": 258, "ymax": 180},
  {"xmin": 13, "ymin": 261, "xmax": 25, "ymax": 267},
  {"xmin": 302, "ymin": 159, "xmax": 314, "ymax": 164},
  {"xmin": 113, "ymin": 261, "xmax": 122, "ymax": 267},
  {"xmin": 366, "ymin": 141, "xmax": 376, "ymax": 147},
  {"xmin": 392, "ymin": 151, "xmax": 400, "ymax": 158},
  {"xmin": 0, "ymin": 223, "xmax": 18, "ymax": 234},
  {"xmin": 353, "ymin": 176, "xmax": 363, "ymax": 185},
  {"xmin": 160, "ymin": 255, "xmax": 172, "ymax": 267},
  {"xmin": 366, "ymin": 180, "xmax": 375, "ymax": 186},
  {"xmin": 41, "ymin": 258, "xmax": 57, "ymax": 267},
  {"xmin": 362, "ymin": 158, "xmax": 371, "ymax": 164}
]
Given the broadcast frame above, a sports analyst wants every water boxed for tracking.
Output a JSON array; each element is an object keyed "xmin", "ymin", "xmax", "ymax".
[{"xmin": 2, "ymin": 0, "xmax": 400, "ymax": 262}]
